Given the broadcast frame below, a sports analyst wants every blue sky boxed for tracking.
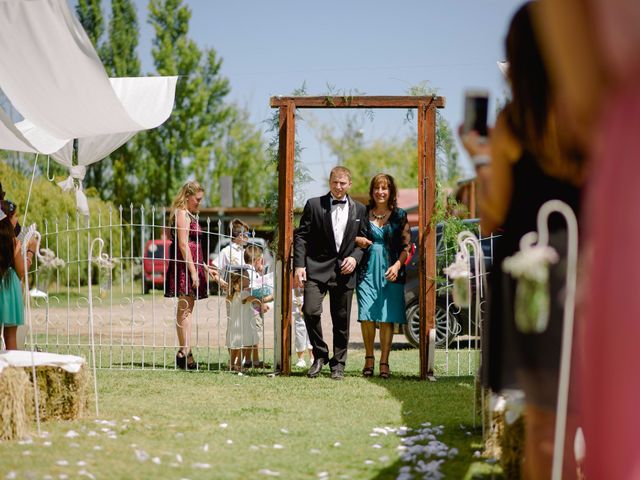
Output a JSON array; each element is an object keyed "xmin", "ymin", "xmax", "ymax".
[{"xmin": 130, "ymin": 0, "xmax": 525, "ymax": 200}]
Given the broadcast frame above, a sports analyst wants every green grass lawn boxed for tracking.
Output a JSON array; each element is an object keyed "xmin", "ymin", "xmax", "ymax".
[{"xmin": 1, "ymin": 349, "xmax": 502, "ymax": 479}]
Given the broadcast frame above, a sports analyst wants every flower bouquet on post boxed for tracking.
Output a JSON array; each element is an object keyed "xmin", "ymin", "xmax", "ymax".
[
  {"xmin": 502, "ymin": 238, "xmax": 559, "ymax": 334},
  {"xmin": 32, "ymin": 248, "xmax": 65, "ymax": 298},
  {"xmin": 93, "ymin": 254, "xmax": 118, "ymax": 297},
  {"xmin": 444, "ymin": 251, "xmax": 471, "ymax": 309}
]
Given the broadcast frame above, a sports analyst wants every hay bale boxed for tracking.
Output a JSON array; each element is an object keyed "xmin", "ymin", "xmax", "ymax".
[
  {"xmin": 0, "ymin": 362, "xmax": 91, "ymax": 440},
  {"xmin": 31, "ymin": 364, "xmax": 90, "ymax": 421},
  {"xmin": 0, "ymin": 367, "xmax": 33, "ymax": 440}
]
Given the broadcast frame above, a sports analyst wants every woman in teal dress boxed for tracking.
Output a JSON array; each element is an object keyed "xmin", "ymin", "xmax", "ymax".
[
  {"xmin": 356, "ymin": 174, "xmax": 411, "ymax": 378},
  {"xmin": 0, "ymin": 198, "xmax": 35, "ymax": 350}
]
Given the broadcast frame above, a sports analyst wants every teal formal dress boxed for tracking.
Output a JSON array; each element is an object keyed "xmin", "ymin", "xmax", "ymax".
[
  {"xmin": 0, "ymin": 267, "xmax": 24, "ymax": 326},
  {"xmin": 357, "ymin": 222, "xmax": 406, "ymax": 324}
]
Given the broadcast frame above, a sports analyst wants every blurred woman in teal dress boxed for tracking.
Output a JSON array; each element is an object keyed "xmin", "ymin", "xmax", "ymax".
[{"xmin": 356, "ymin": 174, "xmax": 411, "ymax": 378}]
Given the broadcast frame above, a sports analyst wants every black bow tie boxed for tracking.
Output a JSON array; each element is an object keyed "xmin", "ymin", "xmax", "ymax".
[{"xmin": 332, "ymin": 199, "xmax": 347, "ymax": 205}]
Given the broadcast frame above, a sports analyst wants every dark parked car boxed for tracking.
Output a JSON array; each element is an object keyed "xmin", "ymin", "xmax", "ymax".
[{"xmin": 401, "ymin": 220, "xmax": 494, "ymax": 348}]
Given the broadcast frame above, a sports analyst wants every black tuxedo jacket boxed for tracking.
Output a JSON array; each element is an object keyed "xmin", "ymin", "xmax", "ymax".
[{"xmin": 294, "ymin": 193, "xmax": 367, "ymax": 289}]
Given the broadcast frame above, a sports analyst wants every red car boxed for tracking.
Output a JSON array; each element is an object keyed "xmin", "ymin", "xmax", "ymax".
[{"xmin": 143, "ymin": 238, "xmax": 171, "ymax": 294}]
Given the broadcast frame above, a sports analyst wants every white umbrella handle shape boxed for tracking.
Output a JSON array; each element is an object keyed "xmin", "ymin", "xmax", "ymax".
[
  {"xmin": 87, "ymin": 237, "xmax": 108, "ymax": 417},
  {"xmin": 22, "ymin": 228, "xmax": 42, "ymax": 436},
  {"xmin": 531, "ymin": 200, "xmax": 579, "ymax": 480},
  {"xmin": 454, "ymin": 231, "xmax": 486, "ymax": 434}
]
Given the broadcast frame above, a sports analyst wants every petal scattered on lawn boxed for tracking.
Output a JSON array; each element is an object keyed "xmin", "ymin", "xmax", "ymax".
[
  {"xmin": 65, "ymin": 431, "xmax": 80, "ymax": 438},
  {"xmin": 226, "ymin": 439, "xmax": 233, "ymax": 445},
  {"xmin": 43, "ymin": 441, "xmax": 52, "ymax": 447},
  {"xmin": 152, "ymin": 457, "xmax": 161, "ymax": 465},
  {"xmin": 333, "ymin": 442, "xmax": 341, "ymax": 447},
  {"xmin": 364, "ymin": 460, "xmax": 375, "ymax": 465},
  {"xmin": 372, "ymin": 444, "xmax": 382, "ymax": 449},
  {"xmin": 132, "ymin": 416, "xmax": 141, "ymax": 422},
  {"xmin": 473, "ymin": 450, "xmax": 482, "ymax": 458},
  {"xmin": 202, "ymin": 443, "xmax": 209, "ymax": 452},
  {"xmin": 317, "ymin": 472, "xmax": 329, "ymax": 479},
  {"xmin": 258, "ymin": 469, "xmax": 280, "ymax": 477},
  {"xmin": 280, "ymin": 428, "xmax": 289, "ymax": 434},
  {"xmin": 310, "ymin": 449, "xmax": 321, "ymax": 454},
  {"xmin": 5, "ymin": 471, "xmax": 17, "ymax": 479},
  {"xmin": 93, "ymin": 446, "xmax": 102, "ymax": 451},
  {"xmin": 219, "ymin": 423, "xmax": 228, "ymax": 429},
  {"xmin": 378, "ymin": 455, "xmax": 390, "ymax": 462},
  {"xmin": 87, "ymin": 431, "xmax": 97, "ymax": 437},
  {"xmin": 192, "ymin": 463, "xmax": 211, "ymax": 469},
  {"xmin": 176, "ymin": 454, "xmax": 183, "ymax": 463},
  {"xmin": 59, "ymin": 475, "xmax": 69, "ymax": 480},
  {"xmin": 273, "ymin": 444, "xmax": 284, "ymax": 449},
  {"xmin": 134, "ymin": 449, "xmax": 149, "ymax": 462},
  {"xmin": 249, "ymin": 445, "xmax": 259, "ymax": 451},
  {"xmin": 77, "ymin": 469, "xmax": 96, "ymax": 479},
  {"xmin": 21, "ymin": 451, "xmax": 31, "ymax": 456},
  {"xmin": 56, "ymin": 460, "xmax": 69, "ymax": 466}
]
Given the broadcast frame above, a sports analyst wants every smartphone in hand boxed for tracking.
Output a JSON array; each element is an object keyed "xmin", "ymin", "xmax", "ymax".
[{"xmin": 462, "ymin": 89, "xmax": 489, "ymax": 139}]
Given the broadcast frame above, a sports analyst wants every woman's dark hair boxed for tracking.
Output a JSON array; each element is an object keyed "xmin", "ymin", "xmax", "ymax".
[
  {"xmin": 367, "ymin": 173, "xmax": 398, "ymax": 210},
  {"xmin": 503, "ymin": 1, "xmax": 551, "ymax": 154},
  {"xmin": 0, "ymin": 200, "xmax": 17, "ymax": 278}
]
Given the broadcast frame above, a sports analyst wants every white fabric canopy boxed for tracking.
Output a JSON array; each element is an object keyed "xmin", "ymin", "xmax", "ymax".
[
  {"xmin": 0, "ymin": 0, "xmax": 176, "ymax": 139},
  {"xmin": 0, "ymin": 107, "xmax": 67, "ymax": 154}
]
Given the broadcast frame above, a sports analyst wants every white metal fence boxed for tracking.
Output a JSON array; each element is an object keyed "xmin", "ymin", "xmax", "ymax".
[{"xmin": 23, "ymin": 205, "xmax": 497, "ymax": 376}]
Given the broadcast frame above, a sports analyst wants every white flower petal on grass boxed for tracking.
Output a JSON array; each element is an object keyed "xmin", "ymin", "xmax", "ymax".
[
  {"xmin": 22, "ymin": 451, "xmax": 31, "ymax": 456},
  {"xmin": 369, "ymin": 433, "xmax": 379, "ymax": 437},
  {"xmin": 192, "ymin": 463, "xmax": 211, "ymax": 469},
  {"xmin": 152, "ymin": 457, "xmax": 161, "ymax": 465},
  {"xmin": 5, "ymin": 471, "xmax": 17, "ymax": 480},
  {"xmin": 250, "ymin": 445, "xmax": 259, "ymax": 451},
  {"xmin": 372, "ymin": 444, "xmax": 382, "ymax": 449},
  {"xmin": 317, "ymin": 472, "xmax": 329, "ymax": 479},
  {"xmin": 69, "ymin": 443, "xmax": 80, "ymax": 448},
  {"xmin": 364, "ymin": 460, "xmax": 375, "ymax": 465},
  {"xmin": 56, "ymin": 460, "xmax": 69, "ymax": 466},
  {"xmin": 132, "ymin": 416, "xmax": 141, "ymax": 422},
  {"xmin": 78, "ymin": 470, "xmax": 96, "ymax": 479},
  {"xmin": 176, "ymin": 454, "xmax": 183, "ymax": 463},
  {"xmin": 280, "ymin": 428, "xmax": 289, "ymax": 434},
  {"xmin": 203, "ymin": 443, "xmax": 209, "ymax": 452},
  {"xmin": 226, "ymin": 439, "xmax": 233, "ymax": 445},
  {"xmin": 175, "ymin": 432, "xmax": 184, "ymax": 438},
  {"xmin": 44, "ymin": 441, "xmax": 52, "ymax": 447},
  {"xmin": 219, "ymin": 423, "xmax": 228, "ymax": 429},
  {"xmin": 333, "ymin": 442, "xmax": 341, "ymax": 447},
  {"xmin": 134, "ymin": 449, "xmax": 149, "ymax": 462},
  {"xmin": 18, "ymin": 438, "xmax": 33, "ymax": 445},
  {"xmin": 258, "ymin": 469, "xmax": 280, "ymax": 477},
  {"xmin": 87, "ymin": 431, "xmax": 97, "ymax": 437},
  {"xmin": 379, "ymin": 456, "xmax": 390, "ymax": 463},
  {"xmin": 373, "ymin": 428, "xmax": 389, "ymax": 436},
  {"xmin": 93, "ymin": 446, "xmax": 102, "ymax": 451},
  {"xmin": 77, "ymin": 461, "xmax": 87, "ymax": 467},
  {"xmin": 65, "ymin": 431, "xmax": 80, "ymax": 438},
  {"xmin": 273, "ymin": 444, "xmax": 284, "ymax": 449},
  {"xmin": 473, "ymin": 450, "xmax": 482, "ymax": 458},
  {"xmin": 310, "ymin": 448, "xmax": 321, "ymax": 454},
  {"xmin": 59, "ymin": 475, "xmax": 68, "ymax": 480}
]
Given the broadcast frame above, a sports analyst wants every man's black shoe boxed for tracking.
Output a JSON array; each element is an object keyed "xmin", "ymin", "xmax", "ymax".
[
  {"xmin": 307, "ymin": 358, "xmax": 327, "ymax": 378},
  {"xmin": 330, "ymin": 368, "xmax": 344, "ymax": 380}
]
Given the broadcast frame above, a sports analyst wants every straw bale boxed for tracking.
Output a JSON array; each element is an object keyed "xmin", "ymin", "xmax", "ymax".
[{"xmin": 0, "ymin": 367, "xmax": 33, "ymax": 440}]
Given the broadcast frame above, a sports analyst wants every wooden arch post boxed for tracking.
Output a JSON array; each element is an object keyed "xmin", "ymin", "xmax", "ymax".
[{"xmin": 270, "ymin": 96, "xmax": 444, "ymax": 379}]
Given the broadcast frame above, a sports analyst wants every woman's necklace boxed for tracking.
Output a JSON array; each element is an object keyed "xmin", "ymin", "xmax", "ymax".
[{"xmin": 371, "ymin": 210, "xmax": 388, "ymax": 221}]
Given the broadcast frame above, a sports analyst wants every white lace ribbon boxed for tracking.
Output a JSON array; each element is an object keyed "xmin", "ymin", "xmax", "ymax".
[{"xmin": 57, "ymin": 165, "xmax": 89, "ymax": 216}]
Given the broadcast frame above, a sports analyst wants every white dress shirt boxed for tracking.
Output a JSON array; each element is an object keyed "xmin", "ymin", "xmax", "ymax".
[{"xmin": 330, "ymin": 195, "xmax": 349, "ymax": 252}]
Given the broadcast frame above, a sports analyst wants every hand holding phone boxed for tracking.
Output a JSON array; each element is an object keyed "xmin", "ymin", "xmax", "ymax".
[{"xmin": 462, "ymin": 89, "xmax": 489, "ymax": 139}]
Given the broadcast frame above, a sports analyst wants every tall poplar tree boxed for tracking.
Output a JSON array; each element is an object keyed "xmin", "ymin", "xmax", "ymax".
[
  {"xmin": 100, "ymin": 0, "xmax": 141, "ymax": 207},
  {"xmin": 142, "ymin": 0, "xmax": 232, "ymax": 206}
]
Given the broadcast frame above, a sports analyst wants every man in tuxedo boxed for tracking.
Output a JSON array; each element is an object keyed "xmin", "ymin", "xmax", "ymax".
[{"xmin": 294, "ymin": 166, "xmax": 367, "ymax": 380}]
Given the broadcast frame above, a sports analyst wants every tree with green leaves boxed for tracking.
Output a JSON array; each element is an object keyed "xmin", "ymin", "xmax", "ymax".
[
  {"xmin": 140, "ymin": 0, "xmax": 232, "ymax": 206},
  {"xmin": 100, "ymin": 0, "xmax": 141, "ymax": 207},
  {"xmin": 203, "ymin": 105, "xmax": 276, "ymax": 207}
]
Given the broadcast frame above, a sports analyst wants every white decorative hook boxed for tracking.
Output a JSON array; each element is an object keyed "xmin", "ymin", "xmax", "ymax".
[{"xmin": 87, "ymin": 237, "xmax": 107, "ymax": 417}]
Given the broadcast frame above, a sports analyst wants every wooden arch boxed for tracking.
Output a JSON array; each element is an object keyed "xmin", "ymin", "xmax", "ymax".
[{"xmin": 270, "ymin": 95, "xmax": 445, "ymax": 380}]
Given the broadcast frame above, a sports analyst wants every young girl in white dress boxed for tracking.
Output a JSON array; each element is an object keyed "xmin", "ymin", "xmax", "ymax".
[{"xmin": 225, "ymin": 269, "xmax": 260, "ymax": 371}]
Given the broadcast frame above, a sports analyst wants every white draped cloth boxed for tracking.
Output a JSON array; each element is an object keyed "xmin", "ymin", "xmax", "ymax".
[
  {"xmin": 0, "ymin": 0, "xmax": 175, "ymax": 139},
  {"xmin": 0, "ymin": 0, "xmax": 178, "ymax": 215},
  {"xmin": 0, "ymin": 350, "xmax": 85, "ymax": 375}
]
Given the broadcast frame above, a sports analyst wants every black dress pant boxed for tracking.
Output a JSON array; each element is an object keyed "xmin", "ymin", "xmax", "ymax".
[{"xmin": 302, "ymin": 278, "xmax": 353, "ymax": 368}]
